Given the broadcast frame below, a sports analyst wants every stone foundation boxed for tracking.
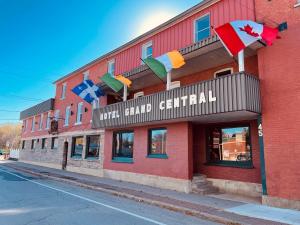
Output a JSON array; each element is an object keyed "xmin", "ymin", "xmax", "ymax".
[{"xmin": 262, "ymin": 195, "xmax": 300, "ymax": 210}]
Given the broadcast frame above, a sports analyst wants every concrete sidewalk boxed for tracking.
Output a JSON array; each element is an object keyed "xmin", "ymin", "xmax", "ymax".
[{"xmin": 2, "ymin": 161, "xmax": 299, "ymax": 225}]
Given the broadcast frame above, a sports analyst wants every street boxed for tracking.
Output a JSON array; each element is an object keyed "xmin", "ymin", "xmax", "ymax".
[{"xmin": 0, "ymin": 166, "xmax": 220, "ymax": 225}]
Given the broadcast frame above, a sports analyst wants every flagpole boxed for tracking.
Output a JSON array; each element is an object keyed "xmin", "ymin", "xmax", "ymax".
[
  {"xmin": 166, "ymin": 71, "xmax": 171, "ymax": 90},
  {"xmin": 123, "ymin": 84, "xmax": 127, "ymax": 101},
  {"xmin": 238, "ymin": 50, "xmax": 245, "ymax": 72},
  {"xmin": 140, "ymin": 58, "xmax": 165, "ymax": 84}
]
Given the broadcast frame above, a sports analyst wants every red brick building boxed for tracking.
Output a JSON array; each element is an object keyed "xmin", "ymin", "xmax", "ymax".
[{"xmin": 19, "ymin": 0, "xmax": 300, "ymax": 209}]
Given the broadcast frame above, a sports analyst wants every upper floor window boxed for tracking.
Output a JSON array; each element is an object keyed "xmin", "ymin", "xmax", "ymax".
[
  {"xmin": 83, "ymin": 70, "xmax": 89, "ymax": 80},
  {"xmin": 31, "ymin": 117, "xmax": 35, "ymax": 132},
  {"xmin": 194, "ymin": 14, "xmax": 210, "ymax": 42},
  {"xmin": 54, "ymin": 110, "xmax": 60, "ymax": 121},
  {"xmin": 64, "ymin": 106, "xmax": 71, "ymax": 126},
  {"xmin": 108, "ymin": 59, "xmax": 115, "ymax": 76},
  {"xmin": 23, "ymin": 120, "xmax": 27, "ymax": 132},
  {"xmin": 142, "ymin": 41, "xmax": 153, "ymax": 61},
  {"xmin": 214, "ymin": 68, "xmax": 233, "ymax": 78},
  {"xmin": 39, "ymin": 113, "xmax": 44, "ymax": 130},
  {"xmin": 76, "ymin": 102, "xmax": 83, "ymax": 124},
  {"xmin": 46, "ymin": 112, "xmax": 51, "ymax": 129},
  {"xmin": 61, "ymin": 83, "xmax": 67, "ymax": 99}
]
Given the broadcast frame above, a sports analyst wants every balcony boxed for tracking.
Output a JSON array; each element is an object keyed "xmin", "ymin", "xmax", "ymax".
[
  {"xmin": 92, "ymin": 72, "xmax": 260, "ymax": 129},
  {"xmin": 20, "ymin": 98, "xmax": 55, "ymax": 120}
]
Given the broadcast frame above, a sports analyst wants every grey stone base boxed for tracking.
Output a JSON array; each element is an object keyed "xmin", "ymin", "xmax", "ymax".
[{"xmin": 262, "ymin": 195, "xmax": 300, "ymax": 210}]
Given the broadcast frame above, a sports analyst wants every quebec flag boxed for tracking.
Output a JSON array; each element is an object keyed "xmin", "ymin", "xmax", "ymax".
[{"xmin": 72, "ymin": 80, "xmax": 104, "ymax": 104}]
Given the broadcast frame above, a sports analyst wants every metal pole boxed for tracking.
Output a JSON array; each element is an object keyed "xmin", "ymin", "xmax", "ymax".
[
  {"xmin": 258, "ymin": 115, "xmax": 267, "ymax": 195},
  {"xmin": 166, "ymin": 72, "xmax": 171, "ymax": 90},
  {"xmin": 123, "ymin": 84, "xmax": 127, "ymax": 101},
  {"xmin": 238, "ymin": 50, "xmax": 245, "ymax": 72}
]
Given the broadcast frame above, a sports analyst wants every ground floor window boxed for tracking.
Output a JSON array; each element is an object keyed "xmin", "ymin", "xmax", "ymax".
[
  {"xmin": 72, "ymin": 136, "xmax": 84, "ymax": 158},
  {"xmin": 41, "ymin": 138, "xmax": 48, "ymax": 149},
  {"xmin": 86, "ymin": 135, "xmax": 100, "ymax": 159},
  {"xmin": 206, "ymin": 125, "xmax": 252, "ymax": 167},
  {"xmin": 112, "ymin": 131, "xmax": 134, "ymax": 161},
  {"xmin": 51, "ymin": 137, "xmax": 58, "ymax": 149},
  {"xmin": 22, "ymin": 140, "xmax": 25, "ymax": 149},
  {"xmin": 31, "ymin": 139, "xmax": 36, "ymax": 149},
  {"xmin": 148, "ymin": 128, "xmax": 167, "ymax": 158}
]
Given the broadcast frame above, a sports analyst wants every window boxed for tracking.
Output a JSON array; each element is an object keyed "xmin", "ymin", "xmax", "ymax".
[
  {"xmin": 46, "ymin": 112, "xmax": 51, "ymax": 129},
  {"xmin": 31, "ymin": 139, "xmax": 36, "ymax": 149},
  {"xmin": 112, "ymin": 131, "xmax": 134, "ymax": 160},
  {"xmin": 76, "ymin": 102, "xmax": 83, "ymax": 124},
  {"xmin": 108, "ymin": 59, "xmax": 115, "ymax": 76},
  {"xmin": 39, "ymin": 114, "xmax": 44, "ymax": 130},
  {"xmin": 83, "ymin": 70, "xmax": 89, "ymax": 80},
  {"xmin": 64, "ymin": 106, "xmax": 71, "ymax": 126},
  {"xmin": 72, "ymin": 136, "xmax": 84, "ymax": 158},
  {"xmin": 41, "ymin": 138, "xmax": 48, "ymax": 149},
  {"xmin": 61, "ymin": 83, "xmax": 67, "ymax": 99},
  {"xmin": 214, "ymin": 68, "xmax": 233, "ymax": 78},
  {"xmin": 142, "ymin": 41, "xmax": 153, "ymax": 61},
  {"xmin": 194, "ymin": 14, "xmax": 210, "ymax": 42},
  {"xmin": 207, "ymin": 125, "xmax": 252, "ymax": 167},
  {"xmin": 54, "ymin": 110, "xmax": 60, "ymax": 121},
  {"xmin": 23, "ymin": 120, "xmax": 27, "ymax": 132},
  {"xmin": 31, "ymin": 117, "xmax": 35, "ymax": 132},
  {"xmin": 148, "ymin": 128, "xmax": 167, "ymax": 158},
  {"xmin": 51, "ymin": 137, "xmax": 58, "ymax": 149},
  {"xmin": 86, "ymin": 135, "xmax": 100, "ymax": 159},
  {"xmin": 22, "ymin": 140, "xmax": 25, "ymax": 149}
]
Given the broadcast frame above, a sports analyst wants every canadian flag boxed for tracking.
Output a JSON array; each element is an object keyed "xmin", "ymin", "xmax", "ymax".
[{"xmin": 215, "ymin": 20, "xmax": 279, "ymax": 56}]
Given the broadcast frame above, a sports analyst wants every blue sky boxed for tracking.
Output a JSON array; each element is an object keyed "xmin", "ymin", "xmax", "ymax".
[{"xmin": 0, "ymin": 0, "xmax": 200, "ymax": 124}]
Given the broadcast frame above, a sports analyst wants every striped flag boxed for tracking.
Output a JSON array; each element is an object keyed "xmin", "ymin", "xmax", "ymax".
[
  {"xmin": 215, "ymin": 20, "xmax": 279, "ymax": 56},
  {"xmin": 143, "ymin": 50, "xmax": 185, "ymax": 79}
]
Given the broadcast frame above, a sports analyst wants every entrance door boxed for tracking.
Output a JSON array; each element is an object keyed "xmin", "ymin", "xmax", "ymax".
[{"xmin": 62, "ymin": 141, "xmax": 68, "ymax": 170}]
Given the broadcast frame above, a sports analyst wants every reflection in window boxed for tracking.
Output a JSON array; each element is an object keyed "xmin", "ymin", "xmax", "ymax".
[
  {"xmin": 72, "ymin": 136, "xmax": 83, "ymax": 158},
  {"xmin": 51, "ymin": 137, "xmax": 58, "ymax": 149},
  {"xmin": 148, "ymin": 128, "xmax": 167, "ymax": 155},
  {"xmin": 207, "ymin": 126, "xmax": 251, "ymax": 164},
  {"xmin": 86, "ymin": 135, "xmax": 100, "ymax": 158},
  {"xmin": 194, "ymin": 14, "xmax": 210, "ymax": 42},
  {"xmin": 113, "ymin": 131, "xmax": 134, "ymax": 158}
]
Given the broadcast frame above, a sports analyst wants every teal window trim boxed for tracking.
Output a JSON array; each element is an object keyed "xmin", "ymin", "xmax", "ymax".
[
  {"xmin": 147, "ymin": 154, "xmax": 168, "ymax": 159},
  {"xmin": 205, "ymin": 161, "xmax": 254, "ymax": 169},
  {"xmin": 85, "ymin": 156, "xmax": 99, "ymax": 161},
  {"xmin": 112, "ymin": 157, "xmax": 133, "ymax": 163},
  {"xmin": 71, "ymin": 155, "xmax": 82, "ymax": 160}
]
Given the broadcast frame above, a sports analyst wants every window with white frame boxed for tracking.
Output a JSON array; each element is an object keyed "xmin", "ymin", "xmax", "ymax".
[
  {"xmin": 83, "ymin": 70, "xmax": 89, "ymax": 80},
  {"xmin": 194, "ymin": 14, "xmax": 210, "ymax": 42},
  {"xmin": 23, "ymin": 120, "xmax": 27, "ymax": 132},
  {"xmin": 39, "ymin": 113, "xmax": 43, "ymax": 130},
  {"xmin": 54, "ymin": 110, "xmax": 60, "ymax": 121},
  {"xmin": 142, "ymin": 41, "xmax": 153, "ymax": 61},
  {"xmin": 76, "ymin": 102, "xmax": 83, "ymax": 124},
  {"xmin": 214, "ymin": 68, "xmax": 233, "ymax": 78},
  {"xmin": 61, "ymin": 83, "xmax": 67, "ymax": 99},
  {"xmin": 108, "ymin": 60, "xmax": 115, "ymax": 76},
  {"xmin": 31, "ymin": 117, "xmax": 35, "ymax": 132},
  {"xmin": 64, "ymin": 106, "xmax": 71, "ymax": 126},
  {"xmin": 46, "ymin": 112, "xmax": 51, "ymax": 129}
]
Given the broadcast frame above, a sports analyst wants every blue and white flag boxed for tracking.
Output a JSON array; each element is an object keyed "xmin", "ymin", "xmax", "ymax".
[{"xmin": 72, "ymin": 80, "xmax": 104, "ymax": 104}]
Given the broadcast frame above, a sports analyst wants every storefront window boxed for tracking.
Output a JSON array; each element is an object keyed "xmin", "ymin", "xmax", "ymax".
[
  {"xmin": 41, "ymin": 138, "xmax": 48, "ymax": 149},
  {"xmin": 51, "ymin": 137, "xmax": 58, "ymax": 149},
  {"xmin": 86, "ymin": 135, "xmax": 100, "ymax": 159},
  {"xmin": 207, "ymin": 126, "xmax": 252, "ymax": 166},
  {"xmin": 72, "ymin": 136, "xmax": 83, "ymax": 158},
  {"xmin": 148, "ymin": 128, "xmax": 167, "ymax": 157},
  {"xmin": 112, "ymin": 131, "xmax": 134, "ymax": 159}
]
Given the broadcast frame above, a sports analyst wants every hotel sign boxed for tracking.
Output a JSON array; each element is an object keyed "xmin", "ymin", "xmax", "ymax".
[{"xmin": 92, "ymin": 73, "xmax": 261, "ymax": 128}]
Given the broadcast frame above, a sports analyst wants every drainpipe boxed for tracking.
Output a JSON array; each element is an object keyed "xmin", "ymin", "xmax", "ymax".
[
  {"xmin": 238, "ymin": 50, "xmax": 245, "ymax": 72},
  {"xmin": 258, "ymin": 115, "xmax": 268, "ymax": 195}
]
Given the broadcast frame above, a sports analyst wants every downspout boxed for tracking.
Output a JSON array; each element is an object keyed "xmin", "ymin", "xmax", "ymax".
[{"xmin": 257, "ymin": 115, "xmax": 267, "ymax": 195}]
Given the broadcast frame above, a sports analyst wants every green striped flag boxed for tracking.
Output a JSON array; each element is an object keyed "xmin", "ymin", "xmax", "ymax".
[
  {"xmin": 143, "ymin": 58, "xmax": 167, "ymax": 79},
  {"xmin": 101, "ymin": 73, "xmax": 123, "ymax": 92}
]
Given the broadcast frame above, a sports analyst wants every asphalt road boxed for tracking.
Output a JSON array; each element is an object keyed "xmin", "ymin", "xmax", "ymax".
[{"xmin": 0, "ymin": 166, "xmax": 220, "ymax": 225}]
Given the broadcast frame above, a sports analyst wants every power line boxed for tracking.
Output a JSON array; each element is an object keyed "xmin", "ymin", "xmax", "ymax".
[
  {"xmin": 0, "ymin": 94, "xmax": 46, "ymax": 102},
  {"xmin": 0, "ymin": 109, "xmax": 21, "ymax": 112}
]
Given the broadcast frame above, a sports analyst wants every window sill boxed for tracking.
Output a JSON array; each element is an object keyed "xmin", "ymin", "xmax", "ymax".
[
  {"xmin": 112, "ymin": 157, "xmax": 133, "ymax": 163},
  {"xmin": 74, "ymin": 122, "xmax": 82, "ymax": 126},
  {"xmin": 147, "ymin": 154, "xmax": 168, "ymax": 159},
  {"xmin": 294, "ymin": 2, "xmax": 300, "ymax": 8},
  {"xmin": 63, "ymin": 124, "xmax": 69, "ymax": 127},
  {"xmin": 85, "ymin": 157, "xmax": 99, "ymax": 161},
  {"xmin": 71, "ymin": 155, "xmax": 83, "ymax": 160},
  {"xmin": 205, "ymin": 162, "xmax": 254, "ymax": 169}
]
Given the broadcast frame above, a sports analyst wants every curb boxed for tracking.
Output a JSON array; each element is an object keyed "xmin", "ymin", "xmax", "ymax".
[{"xmin": 4, "ymin": 164, "xmax": 240, "ymax": 225}]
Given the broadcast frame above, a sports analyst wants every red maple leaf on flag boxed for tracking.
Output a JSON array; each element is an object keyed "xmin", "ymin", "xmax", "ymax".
[{"xmin": 239, "ymin": 24, "xmax": 259, "ymax": 37}]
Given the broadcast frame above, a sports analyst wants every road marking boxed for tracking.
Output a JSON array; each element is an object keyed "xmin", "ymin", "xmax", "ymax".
[{"xmin": 0, "ymin": 167, "xmax": 167, "ymax": 225}]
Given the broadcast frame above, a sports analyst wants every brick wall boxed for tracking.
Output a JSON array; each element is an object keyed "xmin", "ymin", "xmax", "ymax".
[{"xmin": 255, "ymin": 0, "xmax": 300, "ymax": 200}]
